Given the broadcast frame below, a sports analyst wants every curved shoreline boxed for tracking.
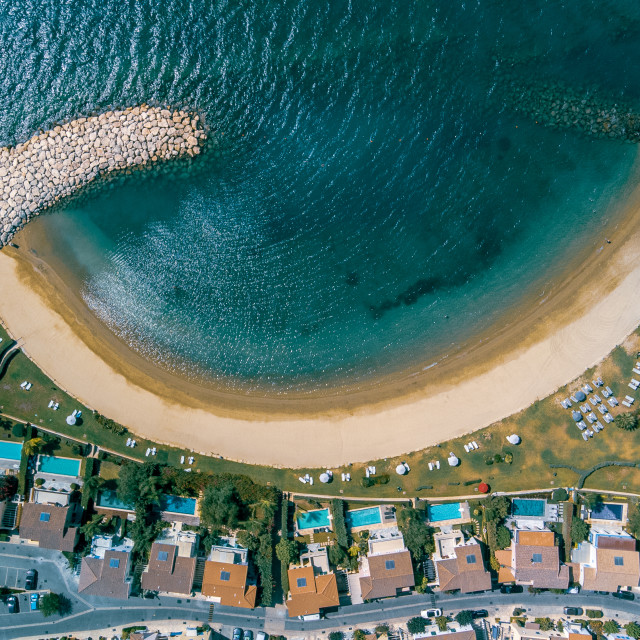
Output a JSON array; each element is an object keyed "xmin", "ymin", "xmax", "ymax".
[
  {"xmin": 0, "ymin": 105, "xmax": 205, "ymax": 245},
  {"xmin": 2, "ymin": 157, "xmax": 640, "ymax": 466}
]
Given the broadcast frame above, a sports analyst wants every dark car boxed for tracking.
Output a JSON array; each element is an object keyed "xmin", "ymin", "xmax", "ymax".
[
  {"xmin": 233, "ymin": 629, "xmax": 243, "ymax": 640},
  {"xmin": 244, "ymin": 632, "xmax": 254, "ymax": 640},
  {"xmin": 500, "ymin": 584, "xmax": 523, "ymax": 594},
  {"xmin": 563, "ymin": 607, "xmax": 584, "ymax": 616},
  {"xmin": 7, "ymin": 595, "xmax": 18, "ymax": 613},
  {"xmin": 473, "ymin": 610, "xmax": 489, "ymax": 619},
  {"xmin": 25, "ymin": 569, "xmax": 37, "ymax": 590},
  {"xmin": 613, "ymin": 590, "xmax": 635, "ymax": 601}
]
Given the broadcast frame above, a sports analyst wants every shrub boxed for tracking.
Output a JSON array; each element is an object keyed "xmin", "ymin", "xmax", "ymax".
[
  {"xmin": 625, "ymin": 622, "xmax": 640, "ymax": 640},
  {"xmin": 353, "ymin": 631, "xmax": 367, "ymax": 640},
  {"xmin": 603, "ymin": 621, "xmax": 620, "ymax": 634},
  {"xmin": 504, "ymin": 452, "xmax": 513, "ymax": 464},
  {"xmin": 332, "ymin": 499, "xmax": 348, "ymax": 548},
  {"xmin": 375, "ymin": 625, "xmax": 390, "ymax": 636},
  {"xmin": 494, "ymin": 453, "xmax": 503, "ymax": 463},
  {"xmin": 571, "ymin": 518, "xmax": 590, "ymax": 545},
  {"xmin": 496, "ymin": 525, "xmax": 512, "ymax": 549},
  {"xmin": 552, "ymin": 488, "xmax": 569, "ymax": 502},
  {"xmin": 463, "ymin": 479, "xmax": 482, "ymax": 486},
  {"xmin": 455, "ymin": 611, "xmax": 474, "ymax": 626},
  {"xmin": 586, "ymin": 610, "xmax": 603, "ymax": 619},
  {"xmin": 12, "ymin": 424, "xmax": 25, "ymax": 438},
  {"xmin": 535, "ymin": 618, "xmax": 554, "ymax": 631},
  {"xmin": 407, "ymin": 618, "xmax": 428, "ymax": 634},
  {"xmin": 69, "ymin": 483, "xmax": 79, "ymax": 491},
  {"xmin": 435, "ymin": 616, "xmax": 448, "ymax": 632},
  {"xmin": 35, "ymin": 478, "xmax": 45, "ymax": 487},
  {"xmin": 328, "ymin": 633, "xmax": 344, "ymax": 640},
  {"xmin": 92, "ymin": 411, "xmax": 128, "ymax": 436},
  {"xmin": 81, "ymin": 458, "xmax": 96, "ymax": 509}
]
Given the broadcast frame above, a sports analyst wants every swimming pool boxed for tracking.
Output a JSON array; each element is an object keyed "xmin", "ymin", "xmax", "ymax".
[
  {"xmin": 590, "ymin": 503, "xmax": 624, "ymax": 521},
  {"xmin": 427, "ymin": 502, "xmax": 462, "ymax": 522},
  {"xmin": 39, "ymin": 456, "xmax": 81, "ymax": 477},
  {"xmin": 97, "ymin": 490, "xmax": 133, "ymax": 510},
  {"xmin": 512, "ymin": 498, "xmax": 546, "ymax": 517},
  {"xmin": 160, "ymin": 494, "xmax": 197, "ymax": 515},
  {"xmin": 346, "ymin": 506, "xmax": 382, "ymax": 528},
  {"xmin": 296, "ymin": 508, "xmax": 331, "ymax": 530},
  {"xmin": 0, "ymin": 440, "xmax": 23, "ymax": 461}
]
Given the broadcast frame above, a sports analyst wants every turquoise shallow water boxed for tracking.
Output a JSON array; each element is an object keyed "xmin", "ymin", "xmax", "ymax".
[{"xmin": 3, "ymin": 1, "xmax": 640, "ymax": 392}]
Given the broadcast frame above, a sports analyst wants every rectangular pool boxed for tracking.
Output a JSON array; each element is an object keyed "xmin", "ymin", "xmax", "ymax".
[
  {"xmin": 96, "ymin": 490, "xmax": 133, "ymax": 511},
  {"xmin": 590, "ymin": 503, "xmax": 624, "ymax": 521},
  {"xmin": 297, "ymin": 508, "xmax": 331, "ymax": 530},
  {"xmin": 39, "ymin": 456, "xmax": 81, "ymax": 477},
  {"xmin": 0, "ymin": 440, "xmax": 23, "ymax": 461},
  {"xmin": 512, "ymin": 498, "xmax": 546, "ymax": 517},
  {"xmin": 427, "ymin": 502, "xmax": 462, "ymax": 522},
  {"xmin": 346, "ymin": 506, "xmax": 382, "ymax": 528},
  {"xmin": 160, "ymin": 494, "xmax": 197, "ymax": 515}
]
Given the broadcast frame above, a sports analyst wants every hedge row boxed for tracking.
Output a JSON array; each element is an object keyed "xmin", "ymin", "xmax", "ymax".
[
  {"xmin": 81, "ymin": 458, "xmax": 96, "ymax": 509},
  {"xmin": 331, "ymin": 499, "xmax": 348, "ymax": 548},
  {"xmin": 280, "ymin": 497, "xmax": 290, "ymax": 597},
  {"xmin": 17, "ymin": 424, "xmax": 34, "ymax": 496},
  {"xmin": 256, "ymin": 532, "xmax": 273, "ymax": 606}
]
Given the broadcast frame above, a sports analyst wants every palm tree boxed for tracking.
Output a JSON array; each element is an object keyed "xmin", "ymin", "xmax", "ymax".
[
  {"xmin": 23, "ymin": 437, "xmax": 46, "ymax": 456},
  {"xmin": 81, "ymin": 513, "xmax": 108, "ymax": 540},
  {"xmin": 617, "ymin": 412, "xmax": 638, "ymax": 431}
]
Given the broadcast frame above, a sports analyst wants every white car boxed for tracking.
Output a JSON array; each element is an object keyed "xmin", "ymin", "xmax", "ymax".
[{"xmin": 421, "ymin": 608, "xmax": 442, "ymax": 619}]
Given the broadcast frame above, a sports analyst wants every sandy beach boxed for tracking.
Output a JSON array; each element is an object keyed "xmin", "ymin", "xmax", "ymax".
[{"xmin": 3, "ymin": 158, "xmax": 640, "ymax": 468}]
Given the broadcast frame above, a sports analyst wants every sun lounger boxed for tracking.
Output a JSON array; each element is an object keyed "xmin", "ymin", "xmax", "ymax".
[
  {"xmin": 25, "ymin": 383, "xmax": 32, "ymax": 390},
  {"xmin": 608, "ymin": 397, "xmax": 618, "ymax": 407},
  {"xmin": 633, "ymin": 368, "xmax": 640, "ymax": 376},
  {"xmin": 126, "ymin": 438, "xmax": 131, "ymax": 446},
  {"xmin": 341, "ymin": 473, "xmax": 346, "ymax": 481},
  {"xmin": 580, "ymin": 404, "xmax": 590, "ymax": 413},
  {"xmin": 472, "ymin": 441, "xmax": 479, "ymax": 449},
  {"xmin": 625, "ymin": 395, "xmax": 635, "ymax": 404},
  {"xmin": 582, "ymin": 432, "xmax": 589, "ymax": 441},
  {"xmin": 180, "ymin": 456, "xmax": 184, "ymax": 464},
  {"xmin": 561, "ymin": 398, "xmax": 570, "ymax": 408},
  {"xmin": 570, "ymin": 395, "xmax": 578, "ymax": 403},
  {"xmin": 48, "ymin": 400, "xmax": 54, "ymax": 408},
  {"xmin": 146, "ymin": 448, "xmax": 151, "ymax": 456},
  {"xmin": 404, "ymin": 462, "xmax": 411, "ymax": 471},
  {"xmin": 464, "ymin": 444, "xmax": 470, "ymax": 452},
  {"xmin": 346, "ymin": 473, "xmax": 351, "ymax": 481},
  {"xmin": 20, "ymin": 381, "xmax": 27, "ymax": 388},
  {"xmin": 605, "ymin": 386, "xmax": 613, "ymax": 395},
  {"xmin": 587, "ymin": 413, "xmax": 596, "ymax": 423},
  {"xmin": 435, "ymin": 461, "xmax": 440, "ymax": 469},
  {"xmin": 577, "ymin": 421, "xmax": 586, "ymax": 430},
  {"xmin": 593, "ymin": 394, "xmax": 601, "ymax": 402},
  {"xmin": 629, "ymin": 383, "xmax": 639, "ymax": 390},
  {"xmin": 428, "ymin": 462, "xmax": 434, "ymax": 471},
  {"xmin": 298, "ymin": 477, "xmax": 306, "ymax": 483},
  {"xmin": 365, "ymin": 468, "xmax": 370, "ymax": 477},
  {"xmin": 604, "ymin": 413, "xmax": 614, "ymax": 423},
  {"xmin": 597, "ymin": 405, "xmax": 607, "ymax": 415},
  {"xmin": 53, "ymin": 403, "xmax": 59, "ymax": 410},
  {"xmin": 595, "ymin": 421, "xmax": 603, "ymax": 431},
  {"xmin": 602, "ymin": 388, "xmax": 611, "ymax": 398},
  {"xmin": 622, "ymin": 400, "xmax": 631, "ymax": 408},
  {"xmin": 309, "ymin": 477, "xmax": 314, "ymax": 485},
  {"xmin": 185, "ymin": 468, "xmax": 191, "ymax": 473}
]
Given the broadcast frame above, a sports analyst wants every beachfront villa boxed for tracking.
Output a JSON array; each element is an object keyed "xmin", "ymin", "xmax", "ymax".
[
  {"xmin": 141, "ymin": 541, "xmax": 197, "ymax": 596},
  {"xmin": 18, "ymin": 502, "xmax": 81, "ymax": 552},
  {"xmin": 495, "ymin": 529, "xmax": 569, "ymax": 590},
  {"xmin": 432, "ymin": 534, "xmax": 491, "ymax": 594},
  {"xmin": 413, "ymin": 625, "xmax": 476, "ymax": 640},
  {"xmin": 357, "ymin": 532, "xmax": 415, "ymax": 601},
  {"xmin": 571, "ymin": 531, "xmax": 639, "ymax": 593},
  {"xmin": 201, "ymin": 539, "xmax": 257, "ymax": 608},
  {"xmin": 286, "ymin": 547, "xmax": 339, "ymax": 619},
  {"xmin": 506, "ymin": 498, "xmax": 561, "ymax": 531},
  {"xmin": 78, "ymin": 549, "xmax": 133, "ymax": 599},
  {"xmin": 511, "ymin": 623, "xmax": 592, "ymax": 640}
]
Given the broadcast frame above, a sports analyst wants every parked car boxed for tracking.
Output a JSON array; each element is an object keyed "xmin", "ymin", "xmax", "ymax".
[
  {"xmin": 473, "ymin": 610, "xmax": 489, "ymax": 619},
  {"xmin": 30, "ymin": 593, "xmax": 39, "ymax": 611},
  {"xmin": 421, "ymin": 609, "xmax": 442, "ymax": 618},
  {"xmin": 500, "ymin": 584, "xmax": 523, "ymax": 594},
  {"xmin": 613, "ymin": 590, "xmax": 635, "ymax": 601},
  {"xmin": 563, "ymin": 607, "xmax": 584, "ymax": 616},
  {"xmin": 25, "ymin": 569, "xmax": 38, "ymax": 590},
  {"xmin": 244, "ymin": 631, "xmax": 254, "ymax": 640},
  {"xmin": 7, "ymin": 595, "xmax": 18, "ymax": 613},
  {"xmin": 233, "ymin": 629, "xmax": 243, "ymax": 640}
]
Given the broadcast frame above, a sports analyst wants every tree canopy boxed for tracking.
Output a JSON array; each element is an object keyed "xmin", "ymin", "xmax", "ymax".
[
  {"xmin": 200, "ymin": 483, "xmax": 241, "ymax": 529},
  {"xmin": 570, "ymin": 517, "xmax": 590, "ymax": 545},
  {"xmin": 496, "ymin": 525, "xmax": 512, "ymax": 549},
  {"xmin": 626, "ymin": 623, "xmax": 640, "ymax": 640},
  {"xmin": 0, "ymin": 475, "xmax": 18, "ymax": 501},
  {"xmin": 616, "ymin": 412, "xmax": 638, "ymax": 431},
  {"xmin": 484, "ymin": 496, "xmax": 510, "ymax": 522},
  {"xmin": 455, "ymin": 611, "xmax": 473, "ymax": 626},
  {"xmin": 397, "ymin": 507, "xmax": 434, "ymax": 560},
  {"xmin": 40, "ymin": 592, "xmax": 72, "ymax": 618}
]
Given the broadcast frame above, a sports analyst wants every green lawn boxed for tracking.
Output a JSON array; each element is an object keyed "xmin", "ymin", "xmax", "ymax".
[{"xmin": 2, "ymin": 320, "xmax": 640, "ymax": 499}]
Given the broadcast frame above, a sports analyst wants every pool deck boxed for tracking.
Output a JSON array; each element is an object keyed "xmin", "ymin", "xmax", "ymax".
[
  {"xmin": 295, "ymin": 509, "xmax": 333, "ymax": 534},
  {"xmin": 427, "ymin": 502, "xmax": 471, "ymax": 528},
  {"xmin": 348, "ymin": 505, "xmax": 397, "ymax": 534},
  {"xmin": 586, "ymin": 501, "xmax": 628, "ymax": 525}
]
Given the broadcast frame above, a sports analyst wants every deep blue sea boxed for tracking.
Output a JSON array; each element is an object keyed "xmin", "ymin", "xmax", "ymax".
[{"xmin": 2, "ymin": 1, "xmax": 640, "ymax": 392}]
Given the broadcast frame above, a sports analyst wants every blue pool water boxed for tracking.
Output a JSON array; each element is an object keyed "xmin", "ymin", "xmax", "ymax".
[
  {"xmin": 512, "ymin": 498, "xmax": 546, "ymax": 517},
  {"xmin": 296, "ymin": 508, "xmax": 331, "ymax": 530},
  {"xmin": 160, "ymin": 495, "xmax": 197, "ymax": 515},
  {"xmin": 0, "ymin": 441, "xmax": 23, "ymax": 461},
  {"xmin": 346, "ymin": 507, "xmax": 382, "ymax": 528},
  {"xmin": 10, "ymin": 1, "xmax": 640, "ymax": 394},
  {"xmin": 427, "ymin": 503, "xmax": 462, "ymax": 522},
  {"xmin": 39, "ymin": 456, "xmax": 81, "ymax": 477},
  {"xmin": 96, "ymin": 490, "xmax": 133, "ymax": 511},
  {"xmin": 590, "ymin": 503, "xmax": 624, "ymax": 521}
]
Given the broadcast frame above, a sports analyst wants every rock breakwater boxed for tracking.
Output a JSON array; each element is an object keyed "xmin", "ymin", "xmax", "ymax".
[{"xmin": 0, "ymin": 105, "xmax": 206, "ymax": 246}]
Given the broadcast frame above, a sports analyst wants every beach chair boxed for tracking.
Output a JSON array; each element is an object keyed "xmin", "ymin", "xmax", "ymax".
[
  {"xmin": 587, "ymin": 413, "xmax": 596, "ymax": 424},
  {"xmin": 604, "ymin": 414, "xmax": 614, "ymax": 423},
  {"xmin": 20, "ymin": 381, "xmax": 27, "ymax": 389},
  {"xmin": 472, "ymin": 441, "xmax": 479, "ymax": 449},
  {"xmin": 582, "ymin": 432, "xmax": 589, "ymax": 441},
  {"xmin": 605, "ymin": 386, "xmax": 613, "ymax": 394},
  {"xmin": 577, "ymin": 421, "xmax": 586, "ymax": 430},
  {"xmin": 633, "ymin": 368, "xmax": 640, "ymax": 376},
  {"xmin": 346, "ymin": 473, "xmax": 351, "ymax": 481},
  {"xmin": 146, "ymin": 448, "xmax": 151, "ymax": 457},
  {"xmin": 582, "ymin": 385, "xmax": 592, "ymax": 393},
  {"xmin": 341, "ymin": 473, "xmax": 346, "ymax": 481},
  {"xmin": 25, "ymin": 383, "xmax": 32, "ymax": 390},
  {"xmin": 53, "ymin": 403, "xmax": 59, "ymax": 410},
  {"xmin": 298, "ymin": 477, "xmax": 305, "ymax": 483},
  {"xmin": 561, "ymin": 398, "xmax": 570, "ymax": 408},
  {"xmin": 126, "ymin": 438, "xmax": 131, "ymax": 446},
  {"xmin": 131, "ymin": 440, "xmax": 136, "ymax": 447},
  {"xmin": 597, "ymin": 405, "xmax": 607, "ymax": 415},
  {"xmin": 365, "ymin": 468, "xmax": 370, "ymax": 478},
  {"xmin": 580, "ymin": 404, "xmax": 590, "ymax": 413},
  {"xmin": 185, "ymin": 468, "xmax": 191, "ymax": 473},
  {"xmin": 435, "ymin": 461, "xmax": 440, "ymax": 469},
  {"xmin": 625, "ymin": 395, "xmax": 635, "ymax": 404},
  {"xmin": 464, "ymin": 444, "xmax": 470, "ymax": 452},
  {"xmin": 570, "ymin": 395, "xmax": 578, "ymax": 403},
  {"xmin": 428, "ymin": 462, "xmax": 434, "ymax": 471},
  {"xmin": 623, "ymin": 400, "xmax": 631, "ymax": 408},
  {"xmin": 629, "ymin": 382, "xmax": 639, "ymax": 391},
  {"xmin": 589, "ymin": 397, "xmax": 598, "ymax": 406},
  {"xmin": 48, "ymin": 400, "xmax": 54, "ymax": 408},
  {"xmin": 309, "ymin": 477, "xmax": 314, "ymax": 485},
  {"xmin": 602, "ymin": 388, "xmax": 611, "ymax": 398},
  {"xmin": 180, "ymin": 456, "xmax": 185, "ymax": 464},
  {"xmin": 595, "ymin": 421, "xmax": 603, "ymax": 431},
  {"xmin": 593, "ymin": 394, "xmax": 601, "ymax": 403},
  {"xmin": 587, "ymin": 429, "xmax": 594, "ymax": 438}
]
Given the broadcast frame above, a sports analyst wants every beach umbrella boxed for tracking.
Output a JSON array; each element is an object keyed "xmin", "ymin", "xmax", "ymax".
[
  {"xmin": 319, "ymin": 473, "xmax": 330, "ymax": 484},
  {"xmin": 506, "ymin": 434, "xmax": 521, "ymax": 445},
  {"xmin": 395, "ymin": 464, "xmax": 407, "ymax": 475},
  {"xmin": 447, "ymin": 452, "xmax": 459, "ymax": 467},
  {"xmin": 572, "ymin": 411, "xmax": 582, "ymax": 422},
  {"xmin": 575, "ymin": 390, "xmax": 587, "ymax": 402},
  {"xmin": 66, "ymin": 415, "xmax": 76, "ymax": 426},
  {"xmin": 478, "ymin": 482, "xmax": 490, "ymax": 494}
]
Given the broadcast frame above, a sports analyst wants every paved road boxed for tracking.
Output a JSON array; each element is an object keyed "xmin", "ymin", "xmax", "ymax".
[{"xmin": 1, "ymin": 542, "xmax": 639, "ymax": 640}]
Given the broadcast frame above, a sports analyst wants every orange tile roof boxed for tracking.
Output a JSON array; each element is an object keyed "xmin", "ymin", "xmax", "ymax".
[
  {"xmin": 286, "ymin": 567, "xmax": 339, "ymax": 618},
  {"xmin": 517, "ymin": 531, "xmax": 555, "ymax": 547},
  {"xmin": 201, "ymin": 561, "xmax": 257, "ymax": 608}
]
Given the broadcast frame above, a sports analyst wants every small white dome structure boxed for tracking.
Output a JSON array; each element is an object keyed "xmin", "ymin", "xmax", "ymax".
[
  {"xmin": 319, "ymin": 473, "xmax": 331, "ymax": 484},
  {"xmin": 447, "ymin": 452, "xmax": 460, "ymax": 467},
  {"xmin": 395, "ymin": 464, "xmax": 407, "ymax": 475},
  {"xmin": 66, "ymin": 415, "xmax": 76, "ymax": 426},
  {"xmin": 506, "ymin": 434, "xmax": 521, "ymax": 445}
]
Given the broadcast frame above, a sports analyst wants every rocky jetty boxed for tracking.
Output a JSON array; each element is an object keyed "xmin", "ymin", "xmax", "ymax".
[
  {"xmin": 496, "ymin": 61, "xmax": 640, "ymax": 143},
  {"xmin": 0, "ymin": 105, "xmax": 206, "ymax": 246}
]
